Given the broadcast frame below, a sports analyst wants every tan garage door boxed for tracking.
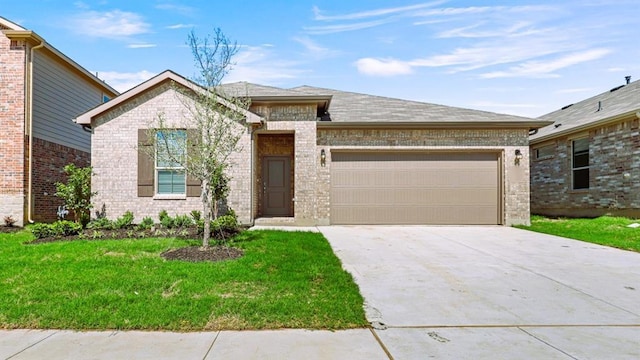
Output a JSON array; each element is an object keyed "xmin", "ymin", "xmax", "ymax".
[{"xmin": 330, "ymin": 152, "xmax": 501, "ymax": 225}]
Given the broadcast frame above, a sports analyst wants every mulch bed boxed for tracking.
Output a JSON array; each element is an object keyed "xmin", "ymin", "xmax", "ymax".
[
  {"xmin": 24, "ymin": 227, "xmax": 244, "ymax": 262},
  {"xmin": 161, "ymin": 246, "xmax": 244, "ymax": 262},
  {"xmin": 0, "ymin": 226, "xmax": 23, "ymax": 234}
]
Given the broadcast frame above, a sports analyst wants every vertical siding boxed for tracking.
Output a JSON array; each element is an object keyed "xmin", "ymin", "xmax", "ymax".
[{"xmin": 31, "ymin": 50, "xmax": 105, "ymax": 152}]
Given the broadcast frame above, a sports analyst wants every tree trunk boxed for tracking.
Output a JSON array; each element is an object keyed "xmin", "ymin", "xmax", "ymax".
[{"xmin": 201, "ymin": 179, "xmax": 211, "ymax": 249}]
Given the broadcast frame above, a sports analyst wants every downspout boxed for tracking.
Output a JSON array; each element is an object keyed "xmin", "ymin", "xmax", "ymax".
[{"xmin": 26, "ymin": 39, "xmax": 44, "ymax": 223}]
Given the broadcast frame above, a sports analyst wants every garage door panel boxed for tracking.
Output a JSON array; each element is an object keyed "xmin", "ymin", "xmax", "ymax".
[{"xmin": 330, "ymin": 152, "xmax": 500, "ymax": 225}]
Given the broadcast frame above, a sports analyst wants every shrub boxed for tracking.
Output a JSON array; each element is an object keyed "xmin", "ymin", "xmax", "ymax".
[
  {"xmin": 30, "ymin": 223, "xmax": 53, "ymax": 239},
  {"xmin": 30, "ymin": 221, "xmax": 82, "ymax": 239},
  {"xmin": 51, "ymin": 221, "xmax": 83, "ymax": 236},
  {"xmin": 158, "ymin": 210, "xmax": 169, "ymax": 221},
  {"xmin": 114, "ymin": 211, "xmax": 135, "ymax": 229},
  {"xmin": 173, "ymin": 214, "xmax": 193, "ymax": 228},
  {"xmin": 190, "ymin": 210, "xmax": 201, "ymax": 222},
  {"xmin": 87, "ymin": 217, "xmax": 114, "ymax": 230},
  {"xmin": 3, "ymin": 216, "xmax": 16, "ymax": 227},
  {"xmin": 136, "ymin": 216, "xmax": 154, "ymax": 230},
  {"xmin": 212, "ymin": 214, "xmax": 238, "ymax": 233},
  {"xmin": 54, "ymin": 164, "xmax": 96, "ymax": 227},
  {"xmin": 160, "ymin": 215, "xmax": 175, "ymax": 229}
]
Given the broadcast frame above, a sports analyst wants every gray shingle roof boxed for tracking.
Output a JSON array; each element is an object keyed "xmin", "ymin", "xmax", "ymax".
[
  {"xmin": 291, "ymin": 85, "xmax": 537, "ymax": 123},
  {"xmin": 219, "ymin": 82, "xmax": 308, "ymax": 98},
  {"xmin": 531, "ymin": 79, "xmax": 640, "ymax": 142}
]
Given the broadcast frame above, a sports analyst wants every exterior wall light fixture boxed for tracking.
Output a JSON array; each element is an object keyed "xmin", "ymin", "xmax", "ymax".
[
  {"xmin": 320, "ymin": 149, "xmax": 326, "ymax": 167},
  {"xmin": 515, "ymin": 149, "xmax": 523, "ymax": 166}
]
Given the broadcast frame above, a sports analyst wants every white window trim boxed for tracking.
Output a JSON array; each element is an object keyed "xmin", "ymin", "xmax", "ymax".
[{"xmin": 155, "ymin": 130, "xmax": 187, "ymax": 196}]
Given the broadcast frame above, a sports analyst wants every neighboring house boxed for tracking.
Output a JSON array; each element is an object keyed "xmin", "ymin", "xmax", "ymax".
[
  {"xmin": 530, "ymin": 77, "xmax": 640, "ymax": 218},
  {"xmin": 76, "ymin": 70, "xmax": 549, "ymax": 226},
  {"xmin": 0, "ymin": 16, "xmax": 119, "ymax": 226}
]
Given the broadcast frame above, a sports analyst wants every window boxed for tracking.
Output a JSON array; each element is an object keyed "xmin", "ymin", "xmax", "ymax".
[
  {"xmin": 156, "ymin": 130, "xmax": 186, "ymax": 195},
  {"xmin": 572, "ymin": 138, "xmax": 589, "ymax": 190},
  {"xmin": 102, "ymin": 94, "xmax": 111, "ymax": 103},
  {"xmin": 535, "ymin": 144, "xmax": 554, "ymax": 159}
]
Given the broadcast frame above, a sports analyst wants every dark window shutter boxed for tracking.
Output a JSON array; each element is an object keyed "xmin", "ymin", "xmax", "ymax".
[
  {"xmin": 138, "ymin": 129, "xmax": 154, "ymax": 197},
  {"xmin": 186, "ymin": 129, "xmax": 202, "ymax": 197}
]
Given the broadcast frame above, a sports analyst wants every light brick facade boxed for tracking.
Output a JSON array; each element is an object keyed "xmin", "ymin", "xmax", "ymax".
[
  {"xmin": 531, "ymin": 116, "xmax": 640, "ymax": 217},
  {"xmin": 86, "ymin": 72, "xmax": 536, "ymax": 227}
]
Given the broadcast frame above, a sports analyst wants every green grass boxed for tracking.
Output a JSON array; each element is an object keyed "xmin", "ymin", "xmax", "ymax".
[
  {"xmin": 0, "ymin": 230, "xmax": 366, "ymax": 331},
  {"xmin": 515, "ymin": 215, "xmax": 640, "ymax": 252}
]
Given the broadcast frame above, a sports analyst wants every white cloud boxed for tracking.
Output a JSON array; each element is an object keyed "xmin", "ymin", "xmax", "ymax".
[
  {"xmin": 312, "ymin": 1, "xmax": 445, "ymax": 21},
  {"xmin": 155, "ymin": 3, "xmax": 195, "ymax": 16},
  {"xmin": 69, "ymin": 10, "xmax": 150, "ymax": 39},
  {"xmin": 127, "ymin": 43, "xmax": 157, "ymax": 49},
  {"xmin": 166, "ymin": 23, "xmax": 194, "ymax": 30},
  {"xmin": 355, "ymin": 58, "xmax": 413, "ymax": 76},
  {"xmin": 224, "ymin": 45, "xmax": 308, "ymax": 84},
  {"xmin": 480, "ymin": 48, "xmax": 611, "ymax": 79},
  {"xmin": 304, "ymin": 19, "xmax": 393, "ymax": 35},
  {"xmin": 96, "ymin": 70, "xmax": 156, "ymax": 92}
]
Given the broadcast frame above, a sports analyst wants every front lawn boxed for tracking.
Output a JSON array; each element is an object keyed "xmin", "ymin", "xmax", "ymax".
[
  {"xmin": 0, "ymin": 230, "xmax": 366, "ymax": 331},
  {"xmin": 515, "ymin": 215, "xmax": 640, "ymax": 252}
]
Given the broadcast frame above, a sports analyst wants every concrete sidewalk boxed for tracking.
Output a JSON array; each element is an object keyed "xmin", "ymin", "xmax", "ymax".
[{"xmin": 1, "ymin": 329, "xmax": 390, "ymax": 360}]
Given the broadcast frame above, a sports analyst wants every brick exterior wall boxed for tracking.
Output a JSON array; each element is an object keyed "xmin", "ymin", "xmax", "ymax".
[
  {"xmin": 30, "ymin": 137, "xmax": 90, "ymax": 222},
  {"xmin": 0, "ymin": 34, "xmax": 26, "ymax": 226},
  {"xmin": 91, "ymin": 83, "xmax": 253, "ymax": 223},
  {"xmin": 317, "ymin": 128, "xmax": 531, "ymax": 226},
  {"xmin": 531, "ymin": 117, "xmax": 640, "ymax": 217},
  {"xmin": 93, "ymin": 88, "xmax": 532, "ymax": 226}
]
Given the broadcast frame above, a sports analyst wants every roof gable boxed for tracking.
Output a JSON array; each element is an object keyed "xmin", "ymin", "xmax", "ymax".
[
  {"xmin": 532, "ymin": 79, "xmax": 640, "ymax": 142},
  {"xmin": 75, "ymin": 70, "xmax": 262, "ymax": 125}
]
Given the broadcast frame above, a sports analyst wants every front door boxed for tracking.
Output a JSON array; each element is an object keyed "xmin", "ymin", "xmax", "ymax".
[{"xmin": 262, "ymin": 156, "xmax": 292, "ymax": 216}]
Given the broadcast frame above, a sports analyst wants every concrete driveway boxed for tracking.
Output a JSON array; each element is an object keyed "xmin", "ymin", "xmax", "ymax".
[{"xmin": 319, "ymin": 226, "xmax": 640, "ymax": 359}]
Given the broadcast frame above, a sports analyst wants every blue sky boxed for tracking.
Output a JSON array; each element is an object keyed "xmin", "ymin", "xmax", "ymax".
[{"xmin": 4, "ymin": 0, "xmax": 639, "ymax": 117}]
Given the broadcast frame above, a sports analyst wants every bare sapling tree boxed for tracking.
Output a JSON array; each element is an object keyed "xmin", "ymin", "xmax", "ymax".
[{"xmin": 152, "ymin": 28, "xmax": 250, "ymax": 249}]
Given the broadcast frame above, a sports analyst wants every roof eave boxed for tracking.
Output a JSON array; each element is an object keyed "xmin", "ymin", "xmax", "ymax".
[
  {"xmin": 2, "ymin": 30, "xmax": 118, "ymax": 96},
  {"xmin": 317, "ymin": 120, "xmax": 551, "ymax": 129},
  {"xmin": 530, "ymin": 110, "xmax": 640, "ymax": 144}
]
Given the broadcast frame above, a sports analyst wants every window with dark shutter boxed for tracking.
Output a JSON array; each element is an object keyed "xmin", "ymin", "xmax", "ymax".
[
  {"xmin": 138, "ymin": 129, "xmax": 155, "ymax": 197},
  {"xmin": 186, "ymin": 129, "xmax": 202, "ymax": 197}
]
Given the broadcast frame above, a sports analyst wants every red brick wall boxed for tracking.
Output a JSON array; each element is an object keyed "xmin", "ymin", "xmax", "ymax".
[
  {"xmin": 0, "ymin": 34, "xmax": 27, "ymax": 224},
  {"xmin": 31, "ymin": 137, "xmax": 90, "ymax": 222}
]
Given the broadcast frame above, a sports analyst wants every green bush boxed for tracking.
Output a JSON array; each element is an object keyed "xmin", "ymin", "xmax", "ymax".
[
  {"xmin": 30, "ymin": 221, "xmax": 82, "ymax": 239},
  {"xmin": 190, "ymin": 210, "xmax": 201, "ymax": 222},
  {"xmin": 136, "ymin": 216, "xmax": 154, "ymax": 230},
  {"xmin": 114, "ymin": 211, "xmax": 135, "ymax": 229},
  {"xmin": 30, "ymin": 223, "xmax": 53, "ymax": 239},
  {"xmin": 173, "ymin": 214, "xmax": 192, "ymax": 228},
  {"xmin": 86, "ymin": 217, "xmax": 114, "ymax": 230},
  {"xmin": 212, "ymin": 214, "xmax": 238, "ymax": 232},
  {"xmin": 52, "ymin": 221, "xmax": 83, "ymax": 236}
]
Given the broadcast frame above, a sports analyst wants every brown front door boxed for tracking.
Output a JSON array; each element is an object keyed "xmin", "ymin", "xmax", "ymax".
[{"xmin": 262, "ymin": 156, "xmax": 293, "ymax": 216}]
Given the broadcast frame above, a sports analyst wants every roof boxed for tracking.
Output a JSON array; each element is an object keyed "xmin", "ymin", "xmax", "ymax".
[
  {"xmin": 0, "ymin": 16, "xmax": 117, "ymax": 97},
  {"xmin": 292, "ymin": 85, "xmax": 546, "ymax": 127},
  {"xmin": 220, "ymin": 82, "xmax": 548, "ymax": 128},
  {"xmin": 75, "ymin": 70, "xmax": 262, "ymax": 125},
  {"xmin": 531, "ymin": 78, "xmax": 640, "ymax": 143}
]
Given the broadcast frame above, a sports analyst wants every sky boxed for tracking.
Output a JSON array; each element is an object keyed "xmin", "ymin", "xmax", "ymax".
[{"xmin": 3, "ymin": 0, "xmax": 640, "ymax": 118}]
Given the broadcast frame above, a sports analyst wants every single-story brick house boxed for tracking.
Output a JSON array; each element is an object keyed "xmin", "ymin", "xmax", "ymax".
[
  {"xmin": 0, "ymin": 16, "xmax": 118, "ymax": 226},
  {"xmin": 530, "ymin": 77, "xmax": 640, "ymax": 217},
  {"xmin": 76, "ymin": 70, "xmax": 549, "ymax": 226}
]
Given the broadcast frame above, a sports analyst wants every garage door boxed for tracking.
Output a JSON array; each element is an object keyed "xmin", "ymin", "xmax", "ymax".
[{"xmin": 330, "ymin": 152, "xmax": 500, "ymax": 225}]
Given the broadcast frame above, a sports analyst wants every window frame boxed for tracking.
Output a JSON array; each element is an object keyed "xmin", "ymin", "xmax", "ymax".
[
  {"xmin": 534, "ymin": 143, "xmax": 555, "ymax": 160},
  {"xmin": 571, "ymin": 137, "xmax": 590, "ymax": 190},
  {"xmin": 155, "ymin": 129, "xmax": 187, "ymax": 196}
]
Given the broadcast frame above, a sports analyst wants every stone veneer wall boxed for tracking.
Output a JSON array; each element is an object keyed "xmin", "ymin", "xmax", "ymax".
[
  {"xmin": 0, "ymin": 33, "xmax": 26, "ymax": 226},
  {"xmin": 531, "ymin": 117, "xmax": 640, "ymax": 217},
  {"xmin": 91, "ymin": 83, "xmax": 252, "ymax": 223},
  {"xmin": 31, "ymin": 137, "xmax": 90, "ymax": 222},
  {"xmin": 317, "ymin": 128, "xmax": 531, "ymax": 226}
]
